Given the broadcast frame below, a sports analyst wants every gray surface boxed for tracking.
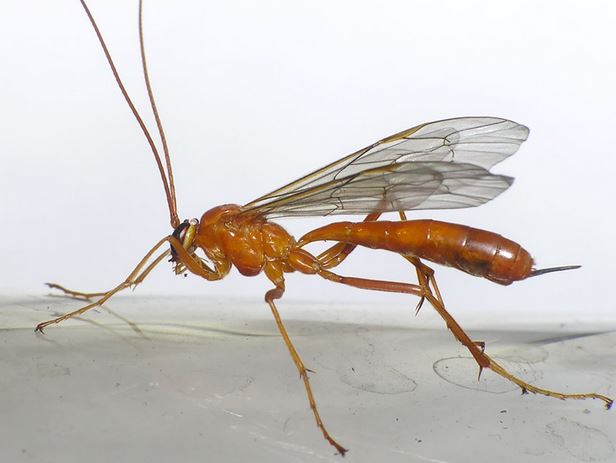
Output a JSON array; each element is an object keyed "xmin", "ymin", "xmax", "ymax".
[{"xmin": 1, "ymin": 294, "xmax": 615, "ymax": 462}]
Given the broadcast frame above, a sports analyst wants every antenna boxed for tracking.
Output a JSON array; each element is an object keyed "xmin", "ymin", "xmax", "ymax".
[
  {"xmin": 78, "ymin": 0, "xmax": 180, "ymax": 228},
  {"xmin": 138, "ymin": 0, "xmax": 179, "ymax": 227}
]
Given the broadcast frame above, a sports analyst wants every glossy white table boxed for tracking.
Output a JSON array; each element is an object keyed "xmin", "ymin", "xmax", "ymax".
[{"xmin": 2, "ymin": 294, "xmax": 614, "ymax": 462}]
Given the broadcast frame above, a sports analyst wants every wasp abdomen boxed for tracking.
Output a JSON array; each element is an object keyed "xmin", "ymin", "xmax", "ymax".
[{"xmin": 300, "ymin": 219, "xmax": 533, "ymax": 285}]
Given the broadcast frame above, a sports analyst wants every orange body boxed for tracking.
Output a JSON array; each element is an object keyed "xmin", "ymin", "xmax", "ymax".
[
  {"xmin": 42, "ymin": 6, "xmax": 610, "ymax": 456},
  {"xmin": 194, "ymin": 205, "xmax": 532, "ymax": 286},
  {"xmin": 194, "ymin": 204, "xmax": 319, "ymax": 281},
  {"xmin": 301, "ymin": 219, "xmax": 533, "ymax": 285}
]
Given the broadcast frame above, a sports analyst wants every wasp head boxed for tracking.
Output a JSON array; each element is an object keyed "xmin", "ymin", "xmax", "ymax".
[{"xmin": 170, "ymin": 218, "xmax": 199, "ymax": 274}]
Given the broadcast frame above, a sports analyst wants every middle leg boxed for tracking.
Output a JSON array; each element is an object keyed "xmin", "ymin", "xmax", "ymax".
[{"xmin": 264, "ymin": 280, "xmax": 347, "ymax": 456}]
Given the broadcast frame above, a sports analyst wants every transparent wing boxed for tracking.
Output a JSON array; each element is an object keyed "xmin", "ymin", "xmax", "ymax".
[
  {"xmin": 244, "ymin": 161, "xmax": 513, "ymax": 218},
  {"xmin": 242, "ymin": 116, "xmax": 528, "ymax": 218}
]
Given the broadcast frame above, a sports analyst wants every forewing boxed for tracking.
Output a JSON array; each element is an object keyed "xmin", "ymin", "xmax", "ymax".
[
  {"xmin": 244, "ymin": 161, "xmax": 513, "ymax": 218},
  {"xmin": 243, "ymin": 116, "xmax": 528, "ymax": 217}
]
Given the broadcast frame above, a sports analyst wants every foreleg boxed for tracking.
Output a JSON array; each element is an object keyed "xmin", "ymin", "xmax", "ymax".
[
  {"xmin": 46, "ymin": 283, "xmax": 109, "ymax": 301},
  {"xmin": 37, "ymin": 237, "xmax": 171, "ymax": 332},
  {"xmin": 38, "ymin": 236, "xmax": 223, "ymax": 332}
]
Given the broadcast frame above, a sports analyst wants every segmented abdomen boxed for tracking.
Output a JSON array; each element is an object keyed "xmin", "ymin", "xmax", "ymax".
[{"xmin": 300, "ymin": 220, "xmax": 533, "ymax": 285}]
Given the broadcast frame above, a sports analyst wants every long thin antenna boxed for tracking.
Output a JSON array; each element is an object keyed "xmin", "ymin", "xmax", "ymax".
[
  {"xmin": 78, "ymin": 0, "xmax": 180, "ymax": 229},
  {"xmin": 138, "ymin": 0, "xmax": 179, "ymax": 228}
]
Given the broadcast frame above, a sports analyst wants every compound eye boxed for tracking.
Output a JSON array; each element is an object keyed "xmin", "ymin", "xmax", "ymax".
[
  {"xmin": 170, "ymin": 220, "xmax": 191, "ymax": 260},
  {"xmin": 182, "ymin": 218, "xmax": 199, "ymax": 249},
  {"xmin": 170, "ymin": 218, "xmax": 199, "ymax": 262},
  {"xmin": 172, "ymin": 219, "xmax": 190, "ymax": 242}
]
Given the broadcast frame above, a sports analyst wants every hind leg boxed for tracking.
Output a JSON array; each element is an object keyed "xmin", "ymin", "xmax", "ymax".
[{"xmin": 315, "ymin": 266, "xmax": 612, "ymax": 408}]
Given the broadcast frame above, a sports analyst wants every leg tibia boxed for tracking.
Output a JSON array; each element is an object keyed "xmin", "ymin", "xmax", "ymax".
[
  {"xmin": 264, "ymin": 284, "xmax": 347, "ymax": 455},
  {"xmin": 37, "ymin": 237, "xmax": 171, "ymax": 332},
  {"xmin": 46, "ymin": 283, "xmax": 107, "ymax": 301},
  {"xmin": 316, "ymin": 266, "xmax": 612, "ymax": 408}
]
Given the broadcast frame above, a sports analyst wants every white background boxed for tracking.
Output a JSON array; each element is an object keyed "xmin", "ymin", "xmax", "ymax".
[{"xmin": 2, "ymin": 0, "xmax": 615, "ymax": 321}]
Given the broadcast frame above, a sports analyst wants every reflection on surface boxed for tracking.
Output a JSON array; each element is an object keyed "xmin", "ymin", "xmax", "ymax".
[{"xmin": 1, "ymin": 295, "xmax": 615, "ymax": 462}]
